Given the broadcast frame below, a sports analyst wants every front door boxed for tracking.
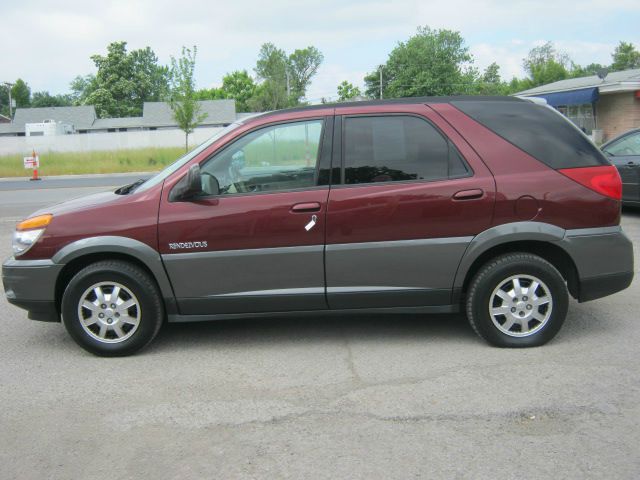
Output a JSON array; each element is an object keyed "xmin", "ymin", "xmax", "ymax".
[
  {"xmin": 158, "ymin": 117, "xmax": 332, "ymax": 315},
  {"xmin": 325, "ymin": 108, "xmax": 495, "ymax": 309}
]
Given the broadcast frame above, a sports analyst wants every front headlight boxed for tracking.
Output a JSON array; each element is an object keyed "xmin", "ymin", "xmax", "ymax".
[{"xmin": 12, "ymin": 214, "xmax": 53, "ymax": 256}]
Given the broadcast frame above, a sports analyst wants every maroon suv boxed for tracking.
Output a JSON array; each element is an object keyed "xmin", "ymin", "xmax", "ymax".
[{"xmin": 2, "ymin": 96, "xmax": 634, "ymax": 356}]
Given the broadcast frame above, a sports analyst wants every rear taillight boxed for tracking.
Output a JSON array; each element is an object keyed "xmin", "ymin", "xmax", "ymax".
[{"xmin": 558, "ymin": 165, "xmax": 622, "ymax": 201}]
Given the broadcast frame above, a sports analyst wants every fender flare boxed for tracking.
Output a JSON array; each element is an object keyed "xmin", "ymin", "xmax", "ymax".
[
  {"xmin": 453, "ymin": 221, "xmax": 567, "ymax": 291},
  {"xmin": 52, "ymin": 236, "xmax": 175, "ymax": 300}
]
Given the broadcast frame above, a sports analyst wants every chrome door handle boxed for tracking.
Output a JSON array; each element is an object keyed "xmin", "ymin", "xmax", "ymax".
[
  {"xmin": 453, "ymin": 189, "xmax": 484, "ymax": 200},
  {"xmin": 291, "ymin": 202, "xmax": 321, "ymax": 212}
]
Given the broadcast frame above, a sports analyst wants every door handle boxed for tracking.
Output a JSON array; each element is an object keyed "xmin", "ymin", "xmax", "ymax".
[
  {"xmin": 291, "ymin": 202, "xmax": 321, "ymax": 212},
  {"xmin": 453, "ymin": 189, "xmax": 484, "ymax": 200},
  {"xmin": 627, "ymin": 161, "xmax": 636, "ymax": 166}
]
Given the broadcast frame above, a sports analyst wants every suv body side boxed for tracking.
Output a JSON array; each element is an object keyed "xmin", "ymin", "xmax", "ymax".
[{"xmin": 2, "ymin": 97, "xmax": 633, "ymax": 330}]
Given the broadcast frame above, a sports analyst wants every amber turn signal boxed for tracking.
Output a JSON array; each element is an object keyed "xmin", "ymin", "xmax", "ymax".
[{"xmin": 17, "ymin": 214, "xmax": 53, "ymax": 231}]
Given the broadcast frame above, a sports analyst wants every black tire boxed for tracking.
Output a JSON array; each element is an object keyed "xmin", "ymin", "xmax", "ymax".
[
  {"xmin": 61, "ymin": 260, "xmax": 164, "ymax": 356},
  {"xmin": 466, "ymin": 253, "xmax": 568, "ymax": 348}
]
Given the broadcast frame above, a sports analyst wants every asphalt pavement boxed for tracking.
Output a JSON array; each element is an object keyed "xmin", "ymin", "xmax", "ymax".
[
  {"xmin": 0, "ymin": 173, "xmax": 150, "ymax": 218},
  {"xmin": 0, "ymin": 172, "xmax": 151, "ymax": 191},
  {"xmin": 0, "ymin": 179, "xmax": 639, "ymax": 479}
]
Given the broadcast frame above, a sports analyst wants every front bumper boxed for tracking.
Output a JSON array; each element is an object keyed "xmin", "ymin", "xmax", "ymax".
[
  {"xmin": 2, "ymin": 257, "xmax": 63, "ymax": 322},
  {"xmin": 562, "ymin": 226, "xmax": 634, "ymax": 302}
]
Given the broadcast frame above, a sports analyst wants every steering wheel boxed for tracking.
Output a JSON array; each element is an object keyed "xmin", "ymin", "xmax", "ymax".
[{"xmin": 227, "ymin": 164, "xmax": 249, "ymax": 193}]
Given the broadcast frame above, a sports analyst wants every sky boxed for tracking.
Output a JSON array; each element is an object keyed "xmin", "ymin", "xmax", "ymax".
[{"xmin": 1, "ymin": 0, "xmax": 639, "ymax": 103}]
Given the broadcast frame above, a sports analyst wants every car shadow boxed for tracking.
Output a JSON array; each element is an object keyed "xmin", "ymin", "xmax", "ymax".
[
  {"xmin": 146, "ymin": 300, "xmax": 621, "ymax": 353},
  {"xmin": 150, "ymin": 312, "xmax": 477, "ymax": 352},
  {"xmin": 622, "ymin": 206, "xmax": 640, "ymax": 217}
]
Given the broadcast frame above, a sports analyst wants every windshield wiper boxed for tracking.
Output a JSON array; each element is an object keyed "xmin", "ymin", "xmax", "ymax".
[{"xmin": 115, "ymin": 179, "xmax": 146, "ymax": 195}]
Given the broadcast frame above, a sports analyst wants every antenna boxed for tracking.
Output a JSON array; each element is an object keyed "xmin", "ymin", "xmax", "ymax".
[{"xmin": 597, "ymin": 68, "xmax": 609, "ymax": 81}]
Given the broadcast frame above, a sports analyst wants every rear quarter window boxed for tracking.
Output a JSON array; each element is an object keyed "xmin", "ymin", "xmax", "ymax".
[{"xmin": 452, "ymin": 100, "xmax": 609, "ymax": 169}]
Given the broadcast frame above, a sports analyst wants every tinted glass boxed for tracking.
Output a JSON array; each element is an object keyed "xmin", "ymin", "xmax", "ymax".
[
  {"xmin": 136, "ymin": 122, "xmax": 244, "ymax": 193},
  {"xmin": 452, "ymin": 100, "xmax": 609, "ymax": 169},
  {"xmin": 449, "ymin": 145, "xmax": 469, "ymax": 177},
  {"xmin": 201, "ymin": 120, "xmax": 323, "ymax": 195},
  {"xmin": 604, "ymin": 132, "xmax": 640, "ymax": 156},
  {"xmin": 343, "ymin": 116, "xmax": 452, "ymax": 184}
]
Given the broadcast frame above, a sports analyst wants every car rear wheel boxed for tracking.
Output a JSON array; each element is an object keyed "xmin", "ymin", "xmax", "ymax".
[
  {"xmin": 466, "ymin": 253, "xmax": 568, "ymax": 347},
  {"xmin": 61, "ymin": 260, "xmax": 164, "ymax": 356}
]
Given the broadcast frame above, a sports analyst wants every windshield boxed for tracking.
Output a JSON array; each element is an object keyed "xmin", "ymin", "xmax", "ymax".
[{"xmin": 134, "ymin": 121, "xmax": 245, "ymax": 193}]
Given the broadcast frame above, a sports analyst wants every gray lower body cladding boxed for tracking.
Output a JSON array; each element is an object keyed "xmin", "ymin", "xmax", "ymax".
[
  {"xmin": 561, "ymin": 226, "xmax": 634, "ymax": 302},
  {"xmin": 2, "ymin": 258, "xmax": 62, "ymax": 321},
  {"xmin": 162, "ymin": 237, "xmax": 473, "ymax": 314}
]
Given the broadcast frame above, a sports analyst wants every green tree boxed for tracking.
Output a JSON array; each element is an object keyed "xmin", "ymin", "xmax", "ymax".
[
  {"xmin": 611, "ymin": 41, "xmax": 640, "ymax": 71},
  {"xmin": 245, "ymin": 83, "xmax": 273, "ymax": 112},
  {"xmin": 221, "ymin": 70, "xmax": 256, "ymax": 112},
  {"xmin": 194, "ymin": 71, "xmax": 256, "ymax": 111},
  {"xmin": 254, "ymin": 43, "xmax": 289, "ymax": 110},
  {"xmin": 170, "ymin": 46, "xmax": 207, "ymax": 151},
  {"xmin": 194, "ymin": 87, "xmax": 226, "ymax": 101},
  {"xmin": 0, "ymin": 84, "xmax": 10, "ymax": 117},
  {"xmin": 31, "ymin": 91, "xmax": 73, "ymax": 108},
  {"xmin": 523, "ymin": 42, "xmax": 570, "ymax": 87},
  {"xmin": 507, "ymin": 76, "xmax": 533, "ymax": 94},
  {"xmin": 337, "ymin": 80, "xmax": 362, "ymax": 101},
  {"xmin": 11, "ymin": 79, "xmax": 31, "ymax": 108},
  {"xmin": 130, "ymin": 47, "xmax": 170, "ymax": 105},
  {"xmin": 364, "ymin": 26, "xmax": 476, "ymax": 98},
  {"xmin": 570, "ymin": 63, "xmax": 607, "ymax": 78},
  {"xmin": 482, "ymin": 62, "xmax": 501, "ymax": 84},
  {"xmin": 472, "ymin": 63, "xmax": 510, "ymax": 95},
  {"xmin": 80, "ymin": 41, "xmax": 169, "ymax": 117},
  {"xmin": 287, "ymin": 47, "xmax": 324, "ymax": 101},
  {"xmin": 69, "ymin": 74, "xmax": 97, "ymax": 105},
  {"xmin": 252, "ymin": 42, "xmax": 324, "ymax": 110}
]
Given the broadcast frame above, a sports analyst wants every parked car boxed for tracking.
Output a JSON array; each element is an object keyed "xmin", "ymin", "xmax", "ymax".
[
  {"xmin": 601, "ymin": 128, "xmax": 640, "ymax": 206},
  {"xmin": 2, "ymin": 97, "xmax": 634, "ymax": 356}
]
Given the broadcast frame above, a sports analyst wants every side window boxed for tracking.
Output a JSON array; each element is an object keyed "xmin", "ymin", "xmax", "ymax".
[
  {"xmin": 604, "ymin": 132, "xmax": 640, "ymax": 157},
  {"xmin": 201, "ymin": 119, "xmax": 323, "ymax": 195},
  {"xmin": 343, "ymin": 115, "xmax": 467, "ymax": 184}
]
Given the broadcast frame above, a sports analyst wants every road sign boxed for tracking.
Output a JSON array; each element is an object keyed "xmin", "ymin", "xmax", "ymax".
[{"xmin": 23, "ymin": 155, "xmax": 39, "ymax": 169}]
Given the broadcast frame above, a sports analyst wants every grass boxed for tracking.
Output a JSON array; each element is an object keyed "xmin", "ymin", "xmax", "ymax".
[
  {"xmin": 0, "ymin": 147, "xmax": 186, "ymax": 177},
  {"xmin": 0, "ymin": 129, "xmax": 321, "ymax": 177}
]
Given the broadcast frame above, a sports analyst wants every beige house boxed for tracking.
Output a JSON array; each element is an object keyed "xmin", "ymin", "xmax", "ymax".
[{"xmin": 516, "ymin": 68, "xmax": 640, "ymax": 142}]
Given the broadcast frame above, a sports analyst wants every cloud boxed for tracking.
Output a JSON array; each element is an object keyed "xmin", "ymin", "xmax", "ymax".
[
  {"xmin": 0, "ymin": 0, "xmax": 638, "ymax": 98},
  {"xmin": 470, "ymin": 43, "xmax": 527, "ymax": 80},
  {"xmin": 307, "ymin": 64, "xmax": 369, "ymax": 102}
]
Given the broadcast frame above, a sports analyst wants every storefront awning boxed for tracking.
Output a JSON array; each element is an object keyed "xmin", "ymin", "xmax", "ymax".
[{"xmin": 532, "ymin": 87, "xmax": 599, "ymax": 107}]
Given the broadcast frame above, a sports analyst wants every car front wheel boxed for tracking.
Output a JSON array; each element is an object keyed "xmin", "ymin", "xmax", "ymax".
[{"xmin": 61, "ymin": 260, "xmax": 164, "ymax": 356}]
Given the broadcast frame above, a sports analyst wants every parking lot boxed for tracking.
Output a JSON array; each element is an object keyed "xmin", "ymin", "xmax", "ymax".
[{"xmin": 1, "ymin": 180, "xmax": 639, "ymax": 479}]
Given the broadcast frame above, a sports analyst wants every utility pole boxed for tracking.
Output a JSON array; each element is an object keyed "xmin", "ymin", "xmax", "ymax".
[
  {"xmin": 379, "ymin": 65, "xmax": 383, "ymax": 99},
  {"xmin": 2, "ymin": 82, "xmax": 14, "ymax": 122},
  {"xmin": 285, "ymin": 70, "xmax": 291, "ymax": 98}
]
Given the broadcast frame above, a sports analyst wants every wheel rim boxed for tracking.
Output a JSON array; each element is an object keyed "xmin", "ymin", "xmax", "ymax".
[
  {"xmin": 488, "ymin": 274, "xmax": 553, "ymax": 337},
  {"xmin": 77, "ymin": 282, "xmax": 141, "ymax": 344}
]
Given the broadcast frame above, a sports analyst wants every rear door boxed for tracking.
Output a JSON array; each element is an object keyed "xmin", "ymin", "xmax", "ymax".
[
  {"xmin": 158, "ymin": 115, "xmax": 333, "ymax": 315},
  {"xmin": 325, "ymin": 105, "xmax": 495, "ymax": 309},
  {"xmin": 603, "ymin": 131, "xmax": 640, "ymax": 203}
]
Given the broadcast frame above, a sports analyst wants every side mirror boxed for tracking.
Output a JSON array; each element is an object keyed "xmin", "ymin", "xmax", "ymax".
[
  {"xmin": 201, "ymin": 173, "xmax": 220, "ymax": 196},
  {"xmin": 169, "ymin": 164, "xmax": 203, "ymax": 201}
]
